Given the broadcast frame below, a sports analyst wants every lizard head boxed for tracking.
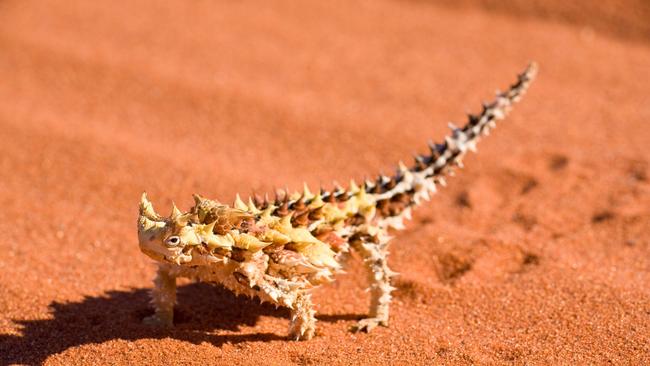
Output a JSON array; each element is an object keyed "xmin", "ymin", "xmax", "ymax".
[
  {"xmin": 137, "ymin": 193, "xmax": 235, "ymax": 266},
  {"xmin": 137, "ymin": 193, "xmax": 194, "ymax": 265}
]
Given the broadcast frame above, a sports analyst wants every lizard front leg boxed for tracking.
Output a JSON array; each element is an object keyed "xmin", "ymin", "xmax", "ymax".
[
  {"xmin": 143, "ymin": 264, "xmax": 176, "ymax": 327},
  {"xmin": 351, "ymin": 237, "xmax": 396, "ymax": 333}
]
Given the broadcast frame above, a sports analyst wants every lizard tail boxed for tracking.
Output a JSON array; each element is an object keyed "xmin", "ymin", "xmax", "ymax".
[
  {"xmin": 239, "ymin": 63, "xmax": 537, "ymax": 233},
  {"xmin": 369, "ymin": 62, "xmax": 538, "ymax": 227}
]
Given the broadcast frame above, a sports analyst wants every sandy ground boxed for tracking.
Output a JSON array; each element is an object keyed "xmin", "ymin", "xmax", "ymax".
[{"xmin": 0, "ymin": 0, "xmax": 649, "ymax": 364}]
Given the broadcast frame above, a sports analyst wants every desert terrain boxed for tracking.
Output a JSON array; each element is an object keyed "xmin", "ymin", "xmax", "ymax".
[{"xmin": 0, "ymin": 0, "xmax": 649, "ymax": 364}]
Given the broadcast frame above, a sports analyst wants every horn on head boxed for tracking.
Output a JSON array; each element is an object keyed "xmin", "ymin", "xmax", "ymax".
[
  {"xmin": 138, "ymin": 193, "xmax": 166, "ymax": 234},
  {"xmin": 193, "ymin": 193, "xmax": 206, "ymax": 206},
  {"xmin": 139, "ymin": 192, "xmax": 161, "ymax": 220},
  {"xmin": 170, "ymin": 203, "xmax": 193, "ymax": 226},
  {"xmin": 170, "ymin": 202, "xmax": 183, "ymax": 219}
]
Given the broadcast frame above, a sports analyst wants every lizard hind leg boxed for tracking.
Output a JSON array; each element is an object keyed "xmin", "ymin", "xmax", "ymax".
[
  {"xmin": 287, "ymin": 293, "xmax": 317, "ymax": 341},
  {"xmin": 351, "ymin": 235, "xmax": 397, "ymax": 333}
]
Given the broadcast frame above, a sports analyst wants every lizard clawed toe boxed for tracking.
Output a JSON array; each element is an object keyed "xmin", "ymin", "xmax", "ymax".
[
  {"xmin": 289, "ymin": 327, "xmax": 316, "ymax": 341},
  {"xmin": 142, "ymin": 314, "xmax": 173, "ymax": 328},
  {"xmin": 351, "ymin": 317, "xmax": 388, "ymax": 333}
]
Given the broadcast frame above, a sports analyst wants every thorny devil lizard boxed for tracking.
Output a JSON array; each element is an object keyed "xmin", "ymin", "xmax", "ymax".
[{"xmin": 137, "ymin": 63, "xmax": 538, "ymax": 340}]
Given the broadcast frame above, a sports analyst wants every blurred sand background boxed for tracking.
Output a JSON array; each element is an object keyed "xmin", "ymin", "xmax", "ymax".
[{"xmin": 0, "ymin": 0, "xmax": 649, "ymax": 364}]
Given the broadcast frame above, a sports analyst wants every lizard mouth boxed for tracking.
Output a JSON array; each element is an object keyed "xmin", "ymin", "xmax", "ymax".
[
  {"xmin": 140, "ymin": 247, "xmax": 166, "ymax": 262},
  {"xmin": 139, "ymin": 245, "xmax": 191, "ymax": 264}
]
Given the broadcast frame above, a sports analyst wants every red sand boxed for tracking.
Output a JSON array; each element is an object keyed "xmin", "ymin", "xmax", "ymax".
[{"xmin": 1, "ymin": 1, "xmax": 649, "ymax": 364}]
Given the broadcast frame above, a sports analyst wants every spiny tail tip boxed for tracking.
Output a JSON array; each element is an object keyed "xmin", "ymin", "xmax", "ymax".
[{"xmin": 525, "ymin": 61, "xmax": 539, "ymax": 80}]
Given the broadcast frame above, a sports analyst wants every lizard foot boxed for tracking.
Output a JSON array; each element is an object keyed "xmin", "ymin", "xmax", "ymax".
[
  {"xmin": 351, "ymin": 317, "xmax": 388, "ymax": 333},
  {"xmin": 142, "ymin": 313, "xmax": 173, "ymax": 328},
  {"xmin": 288, "ymin": 326, "xmax": 315, "ymax": 341}
]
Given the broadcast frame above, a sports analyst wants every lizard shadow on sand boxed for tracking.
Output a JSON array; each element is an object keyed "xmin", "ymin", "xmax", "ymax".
[{"xmin": 0, "ymin": 282, "xmax": 362, "ymax": 365}]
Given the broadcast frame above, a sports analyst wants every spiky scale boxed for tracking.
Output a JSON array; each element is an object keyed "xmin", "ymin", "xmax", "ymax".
[{"xmin": 234, "ymin": 194, "xmax": 248, "ymax": 211}]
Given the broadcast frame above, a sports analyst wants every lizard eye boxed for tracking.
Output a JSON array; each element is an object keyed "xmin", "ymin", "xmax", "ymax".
[{"xmin": 165, "ymin": 236, "xmax": 181, "ymax": 247}]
